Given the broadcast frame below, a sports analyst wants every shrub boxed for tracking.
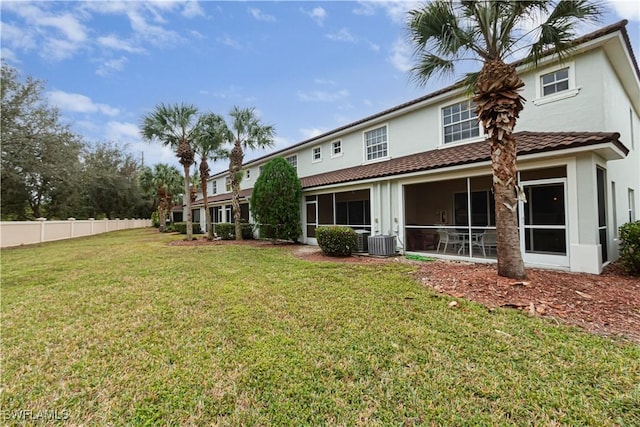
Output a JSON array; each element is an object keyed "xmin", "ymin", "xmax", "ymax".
[
  {"xmin": 316, "ymin": 226, "xmax": 357, "ymax": 257},
  {"xmin": 215, "ymin": 222, "xmax": 254, "ymax": 240},
  {"xmin": 151, "ymin": 211, "xmax": 160, "ymax": 228},
  {"xmin": 619, "ymin": 221, "xmax": 640, "ymax": 276},
  {"xmin": 215, "ymin": 223, "xmax": 235, "ymax": 240},
  {"xmin": 250, "ymin": 157, "xmax": 302, "ymax": 242},
  {"xmin": 173, "ymin": 222, "xmax": 202, "ymax": 235}
]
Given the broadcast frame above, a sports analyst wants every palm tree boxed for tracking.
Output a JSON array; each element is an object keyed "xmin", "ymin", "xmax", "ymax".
[
  {"xmin": 141, "ymin": 103, "xmax": 199, "ymax": 240},
  {"xmin": 407, "ymin": 0, "xmax": 601, "ymax": 279},
  {"xmin": 192, "ymin": 113, "xmax": 231, "ymax": 240},
  {"xmin": 139, "ymin": 164, "xmax": 183, "ymax": 231},
  {"xmin": 227, "ymin": 106, "xmax": 275, "ymax": 240}
]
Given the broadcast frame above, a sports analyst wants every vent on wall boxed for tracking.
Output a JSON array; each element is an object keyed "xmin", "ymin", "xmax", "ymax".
[{"xmin": 368, "ymin": 235, "xmax": 396, "ymax": 256}]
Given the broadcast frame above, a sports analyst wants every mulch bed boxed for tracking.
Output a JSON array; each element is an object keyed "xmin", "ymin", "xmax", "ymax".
[{"xmin": 170, "ymin": 237, "xmax": 640, "ymax": 343}]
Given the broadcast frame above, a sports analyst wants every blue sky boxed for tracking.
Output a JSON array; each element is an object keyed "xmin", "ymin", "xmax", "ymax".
[{"xmin": 2, "ymin": 1, "xmax": 639, "ymax": 174}]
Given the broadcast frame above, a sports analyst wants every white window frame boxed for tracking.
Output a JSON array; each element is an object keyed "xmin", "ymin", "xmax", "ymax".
[
  {"xmin": 225, "ymin": 176, "xmax": 231, "ymax": 192},
  {"xmin": 440, "ymin": 99, "xmax": 481, "ymax": 146},
  {"xmin": 211, "ymin": 180, "xmax": 217, "ymax": 195},
  {"xmin": 245, "ymin": 169, "xmax": 251, "ymax": 180},
  {"xmin": 312, "ymin": 146, "xmax": 322, "ymax": 163},
  {"xmin": 331, "ymin": 140, "xmax": 343, "ymax": 158},
  {"xmin": 534, "ymin": 61, "xmax": 579, "ymax": 106},
  {"xmin": 363, "ymin": 124, "xmax": 389, "ymax": 163},
  {"xmin": 286, "ymin": 155, "xmax": 298, "ymax": 171}
]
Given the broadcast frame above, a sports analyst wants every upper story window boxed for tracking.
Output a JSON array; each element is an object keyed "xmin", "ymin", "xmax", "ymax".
[
  {"xmin": 286, "ymin": 155, "xmax": 297, "ymax": 171},
  {"xmin": 312, "ymin": 147, "xmax": 322, "ymax": 162},
  {"xmin": 541, "ymin": 68, "xmax": 569, "ymax": 96},
  {"xmin": 442, "ymin": 100, "xmax": 479, "ymax": 144},
  {"xmin": 212, "ymin": 180, "xmax": 217, "ymax": 195},
  {"xmin": 259, "ymin": 165, "xmax": 265, "ymax": 175},
  {"xmin": 225, "ymin": 176, "xmax": 231, "ymax": 192},
  {"xmin": 533, "ymin": 62, "xmax": 578, "ymax": 106},
  {"xmin": 245, "ymin": 169, "xmax": 251, "ymax": 180},
  {"xmin": 364, "ymin": 126, "xmax": 388, "ymax": 161},
  {"xmin": 332, "ymin": 140, "xmax": 342, "ymax": 157}
]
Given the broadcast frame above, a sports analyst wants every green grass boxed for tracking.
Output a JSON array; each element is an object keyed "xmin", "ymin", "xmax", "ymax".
[{"xmin": 2, "ymin": 229, "xmax": 639, "ymax": 426}]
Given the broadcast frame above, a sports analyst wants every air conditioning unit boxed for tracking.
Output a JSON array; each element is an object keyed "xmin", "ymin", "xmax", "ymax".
[
  {"xmin": 368, "ymin": 235, "xmax": 396, "ymax": 256},
  {"xmin": 354, "ymin": 230, "xmax": 370, "ymax": 253}
]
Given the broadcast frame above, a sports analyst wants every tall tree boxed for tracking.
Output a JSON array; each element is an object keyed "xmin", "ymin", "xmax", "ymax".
[
  {"xmin": 1, "ymin": 62, "xmax": 84, "ymax": 220},
  {"xmin": 141, "ymin": 103, "xmax": 199, "ymax": 239},
  {"xmin": 250, "ymin": 157, "xmax": 302, "ymax": 242},
  {"xmin": 192, "ymin": 113, "xmax": 231, "ymax": 240},
  {"xmin": 227, "ymin": 106, "xmax": 275, "ymax": 240},
  {"xmin": 407, "ymin": 0, "xmax": 601, "ymax": 279},
  {"xmin": 139, "ymin": 164, "xmax": 183, "ymax": 231}
]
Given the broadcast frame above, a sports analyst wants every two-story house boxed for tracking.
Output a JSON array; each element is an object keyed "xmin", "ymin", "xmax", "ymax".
[{"xmin": 193, "ymin": 20, "xmax": 639, "ymax": 275}]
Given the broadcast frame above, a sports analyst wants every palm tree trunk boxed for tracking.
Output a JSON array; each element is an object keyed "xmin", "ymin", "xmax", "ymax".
[
  {"xmin": 183, "ymin": 164, "xmax": 192, "ymax": 240},
  {"xmin": 475, "ymin": 59, "xmax": 526, "ymax": 279},
  {"xmin": 200, "ymin": 171, "xmax": 213, "ymax": 241},
  {"xmin": 230, "ymin": 141, "xmax": 244, "ymax": 241}
]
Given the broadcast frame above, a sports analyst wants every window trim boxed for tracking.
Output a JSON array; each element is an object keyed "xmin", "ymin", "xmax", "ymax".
[
  {"xmin": 331, "ymin": 140, "xmax": 343, "ymax": 158},
  {"xmin": 439, "ymin": 99, "xmax": 483, "ymax": 146},
  {"xmin": 362, "ymin": 124, "xmax": 389, "ymax": 163},
  {"xmin": 533, "ymin": 62, "xmax": 579, "ymax": 106},
  {"xmin": 245, "ymin": 169, "xmax": 251, "ymax": 180},
  {"xmin": 212, "ymin": 180, "xmax": 217, "ymax": 195},
  {"xmin": 286, "ymin": 154, "xmax": 298, "ymax": 171},
  {"xmin": 312, "ymin": 146, "xmax": 322, "ymax": 163}
]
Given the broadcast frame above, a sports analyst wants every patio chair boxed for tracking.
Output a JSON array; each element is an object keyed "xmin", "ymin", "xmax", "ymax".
[
  {"xmin": 436, "ymin": 228, "xmax": 463, "ymax": 254},
  {"xmin": 480, "ymin": 230, "xmax": 497, "ymax": 256}
]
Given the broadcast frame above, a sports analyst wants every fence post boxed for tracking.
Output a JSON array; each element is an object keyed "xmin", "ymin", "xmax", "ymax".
[
  {"xmin": 36, "ymin": 217, "xmax": 47, "ymax": 243},
  {"xmin": 67, "ymin": 217, "xmax": 76, "ymax": 238}
]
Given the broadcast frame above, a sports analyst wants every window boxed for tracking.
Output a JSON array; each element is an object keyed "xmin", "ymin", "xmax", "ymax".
[
  {"xmin": 286, "ymin": 155, "xmax": 297, "ymax": 171},
  {"xmin": 364, "ymin": 126, "xmax": 388, "ymax": 161},
  {"xmin": 442, "ymin": 100, "xmax": 479, "ymax": 144},
  {"xmin": 259, "ymin": 165, "xmax": 265, "ymax": 175},
  {"xmin": 630, "ymin": 189, "xmax": 636, "ymax": 222},
  {"xmin": 245, "ymin": 169, "xmax": 250, "ymax": 180},
  {"xmin": 225, "ymin": 176, "xmax": 231, "ymax": 192},
  {"xmin": 631, "ymin": 109, "xmax": 636, "ymax": 149},
  {"xmin": 332, "ymin": 140, "xmax": 342, "ymax": 157},
  {"xmin": 312, "ymin": 147, "xmax": 322, "ymax": 162},
  {"xmin": 212, "ymin": 180, "xmax": 217, "ymax": 195},
  {"xmin": 612, "ymin": 182, "xmax": 618, "ymax": 237},
  {"xmin": 541, "ymin": 68, "xmax": 569, "ymax": 96}
]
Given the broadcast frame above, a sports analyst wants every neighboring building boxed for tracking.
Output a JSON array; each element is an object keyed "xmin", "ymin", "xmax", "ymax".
[{"xmin": 193, "ymin": 20, "xmax": 639, "ymax": 274}]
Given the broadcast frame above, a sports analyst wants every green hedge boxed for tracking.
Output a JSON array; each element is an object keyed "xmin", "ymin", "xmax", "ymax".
[
  {"xmin": 173, "ymin": 222, "xmax": 202, "ymax": 235},
  {"xmin": 215, "ymin": 223, "xmax": 254, "ymax": 240},
  {"xmin": 316, "ymin": 226, "xmax": 357, "ymax": 257},
  {"xmin": 619, "ymin": 221, "xmax": 640, "ymax": 276}
]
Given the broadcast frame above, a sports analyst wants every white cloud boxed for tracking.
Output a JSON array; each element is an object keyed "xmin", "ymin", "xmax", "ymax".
[
  {"xmin": 606, "ymin": 0, "xmax": 640, "ymax": 21},
  {"xmin": 302, "ymin": 7, "xmax": 327, "ymax": 26},
  {"xmin": 38, "ymin": 13, "xmax": 87, "ymax": 42},
  {"xmin": 106, "ymin": 121, "xmax": 142, "ymax": 141},
  {"xmin": 0, "ymin": 47, "xmax": 19, "ymax": 63},
  {"xmin": 354, "ymin": 1, "xmax": 420, "ymax": 25},
  {"xmin": 249, "ymin": 8, "xmax": 276, "ymax": 22},
  {"xmin": 325, "ymin": 28, "xmax": 356, "ymax": 43},
  {"xmin": 182, "ymin": 1, "xmax": 205, "ymax": 18},
  {"xmin": 217, "ymin": 34, "xmax": 242, "ymax": 49},
  {"xmin": 297, "ymin": 89, "xmax": 349, "ymax": 102},
  {"xmin": 388, "ymin": 38, "xmax": 413, "ymax": 72},
  {"xmin": 299, "ymin": 128, "xmax": 326, "ymax": 139},
  {"xmin": 0, "ymin": 21, "xmax": 37, "ymax": 50},
  {"xmin": 48, "ymin": 90, "xmax": 120, "ymax": 116},
  {"xmin": 98, "ymin": 35, "xmax": 146, "ymax": 53},
  {"xmin": 96, "ymin": 56, "xmax": 128, "ymax": 76},
  {"xmin": 314, "ymin": 78, "xmax": 337, "ymax": 85}
]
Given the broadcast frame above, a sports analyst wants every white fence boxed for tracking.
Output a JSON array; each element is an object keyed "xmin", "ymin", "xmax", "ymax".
[{"xmin": 0, "ymin": 218, "xmax": 152, "ymax": 248}]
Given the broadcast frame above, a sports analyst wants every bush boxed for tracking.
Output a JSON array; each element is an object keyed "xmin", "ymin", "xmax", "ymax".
[
  {"xmin": 215, "ymin": 222, "xmax": 254, "ymax": 240},
  {"xmin": 619, "ymin": 221, "xmax": 640, "ymax": 276},
  {"xmin": 173, "ymin": 222, "xmax": 202, "ymax": 235},
  {"xmin": 151, "ymin": 211, "xmax": 160, "ymax": 228},
  {"xmin": 215, "ymin": 223, "xmax": 235, "ymax": 240},
  {"xmin": 250, "ymin": 157, "xmax": 302, "ymax": 242},
  {"xmin": 316, "ymin": 226, "xmax": 357, "ymax": 257}
]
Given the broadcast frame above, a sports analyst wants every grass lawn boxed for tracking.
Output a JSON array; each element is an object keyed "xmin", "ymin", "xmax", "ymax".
[{"xmin": 2, "ymin": 228, "xmax": 639, "ymax": 426}]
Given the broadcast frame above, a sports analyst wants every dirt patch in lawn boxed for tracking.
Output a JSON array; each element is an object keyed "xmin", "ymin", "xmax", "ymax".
[{"xmin": 169, "ymin": 237, "xmax": 640, "ymax": 343}]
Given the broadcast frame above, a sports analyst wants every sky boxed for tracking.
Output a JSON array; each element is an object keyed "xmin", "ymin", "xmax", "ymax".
[{"xmin": 2, "ymin": 1, "xmax": 639, "ymax": 175}]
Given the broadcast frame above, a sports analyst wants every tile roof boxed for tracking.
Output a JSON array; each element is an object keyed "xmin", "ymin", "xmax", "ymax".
[
  {"xmin": 192, "ymin": 188, "xmax": 252, "ymax": 208},
  {"xmin": 299, "ymin": 131, "xmax": 625, "ymax": 189}
]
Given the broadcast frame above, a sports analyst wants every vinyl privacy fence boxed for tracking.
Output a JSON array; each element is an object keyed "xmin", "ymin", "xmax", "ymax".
[{"xmin": 0, "ymin": 218, "xmax": 152, "ymax": 248}]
